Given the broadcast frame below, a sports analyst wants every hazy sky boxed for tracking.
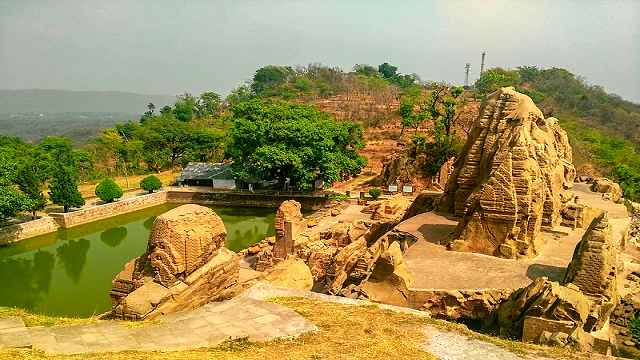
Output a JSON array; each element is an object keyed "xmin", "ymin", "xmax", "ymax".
[{"xmin": 1, "ymin": 0, "xmax": 639, "ymax": 102}]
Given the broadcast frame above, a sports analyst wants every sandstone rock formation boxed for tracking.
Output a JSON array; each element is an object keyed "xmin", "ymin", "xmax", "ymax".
[
  {"xmin": 495, "ymin": 213, "xmax": 620, "ymax": 352},
  {"xmin": 273, "ymin": 200, "xmax": 303, "ymax": 260},
  {"xmin": 110, "ymin": 204, "xmax": 239, "ymax": 320},
  {"xmin": 440, "ymin": 87, "xmax": 575, "ymax": 258},
  {"xmin": 147, "ymin": 204, "xmax": 227, "ymax": 287},
  {"xmin": 590, "ymin": 178, "xmax": 623, "ymax": 203},
  {"xmin": 264, "ymin": 257, "xmax": 313, "ymax": 291}
]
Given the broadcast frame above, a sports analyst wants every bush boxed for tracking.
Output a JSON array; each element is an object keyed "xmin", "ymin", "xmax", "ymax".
[
  {"xmin": 140, "ymin": 175, "xmax": 162, "ymax": 193},
  {"xmin": 630, "ymin": 313, "xmax": 640, "ymax": 343},
  {"xmin": 368, "ymin": 187, "xmax": 382, "ymax": 200},
  {"xmin": 95, "ymin": 178, "xmax": 123, "ymax": 203}
]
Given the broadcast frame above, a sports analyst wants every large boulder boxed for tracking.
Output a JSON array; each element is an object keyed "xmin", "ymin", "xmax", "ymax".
[
  {"xmin": 110, "ymin": 204, "xmax": 239, "ymax": 320},
  {"xmin": 148, "ymin": 204, "xmax": 227, "ymax": 287},
  {"xmin": 440, "ymin": 87, "xmax": 575, "ymax": 258},
  {"xmin": 590, "ymin": 178, "xmax": 623, "ymax": 203},
  {"xmin": 264, "ymin": 258, "xmax": 313, "ymax": 290}
]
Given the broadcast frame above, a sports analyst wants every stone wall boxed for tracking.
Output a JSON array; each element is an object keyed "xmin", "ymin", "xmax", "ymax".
[
  {"xmin": 0, "ymin": 217, "xmax": 60, "ymax": 245},
  {"xmin": 166, "ymin": 190, "xmax": 328, "ymax": 210},
  {"xmin": 50, "ymin": 191, "xmax": 168, "ymax": 228}
]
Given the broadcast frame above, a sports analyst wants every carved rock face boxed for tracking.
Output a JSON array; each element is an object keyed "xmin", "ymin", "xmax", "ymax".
[
  {"xmin": 440, "ymin": 87, "xmax": 575, "ymax": 258},
  {"xmin": 148, "ymin": 204, "xmax": 226, "ymax": 286},
  {"xmin": 272, "ymin": 200, "xmax": 303, "ymax": 260}
]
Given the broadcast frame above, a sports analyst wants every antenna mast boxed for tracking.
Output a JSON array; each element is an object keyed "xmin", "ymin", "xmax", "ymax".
[
  {"xmin": 464, "ymin": 63, "xmax": 471, "ymax": 87},
  {"xmin": 480, "ymin": 51, "xmax": 486, "ymax": 76}
]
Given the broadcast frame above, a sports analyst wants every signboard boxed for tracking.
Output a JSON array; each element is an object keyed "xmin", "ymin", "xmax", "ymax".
[
  {"xmin": 388, "ymin": 184, "xmax": 398, "ymax": 193},
  {"xmin": 402, "ymin": 185, "xmax": 413, "ymax": 193}
]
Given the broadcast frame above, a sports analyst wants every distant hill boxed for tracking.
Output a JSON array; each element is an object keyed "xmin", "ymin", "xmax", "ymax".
[
  {"xmin": 0, "ymin": 89, "xmax": 175, "ymax": 114},
  {"xmin": 0, "ymin": 89, "xmax": 176, "ymax": 143}
]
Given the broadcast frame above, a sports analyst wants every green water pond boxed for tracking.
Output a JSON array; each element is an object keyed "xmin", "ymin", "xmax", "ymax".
[{"xmin": 0, "ymin": 204, "xmax": 275, "ymax": 317}]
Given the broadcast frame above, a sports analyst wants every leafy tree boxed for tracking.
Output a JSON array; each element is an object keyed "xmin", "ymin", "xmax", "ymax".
[
  {"xmin": 16, "ymin": 161, "xmax": 47, "ymax": 218},
  {"xmin": 226, "ymin": 85, "xmax": 254, "ymax": 107},
  {"xmin": 353, "ymin": 64, "xmax": 379, "ymax": 77},
  {"xmin": 474, "ymin": 68, "xmax": 521, "ymax": 97},
  {"xmin": 95, "ymin": 178, "xmax": 123, "ymax": 203},
  {"xmin": 173, "ymin": 93, "xmax": 196, "ymax": 122},
  {"xmin": 368, "ymin": 187, "xmax": 382, "ymax": 200},
  {"xmin": 0, "ymin": 186, "xmax": 32, "ymax": 221},
  {"xmin": 140, "ymin": 175, "xmax": 162, "ymax": 193},
  {"xmin": 378, "ymin": 62, "xmax": 398, "ymax": 79},
  {"xmin": 197, "ymin": 91, "xmax": 222, "ymax": 117},
  {"xmin": 227, "ymin": 99, "xmax": 367, "ymax": 190},
  {"xmin": 251, "ymin": 65, "xmax": 294, "ymax": 95},
  {"xmin": 49, "ymin": 165, "xmax": 84, "ymax": 212}
]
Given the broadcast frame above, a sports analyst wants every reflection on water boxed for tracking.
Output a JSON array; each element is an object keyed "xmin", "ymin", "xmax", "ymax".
[{"xmin": 0, "ymin": 204, "xmax": 275, "ymax": 317}]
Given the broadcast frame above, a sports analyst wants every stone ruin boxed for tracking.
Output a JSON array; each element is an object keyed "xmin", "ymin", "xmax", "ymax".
[
  {"xmin": 109, "ymin": 204, "xmax": 239, "ymax": 320},
  {"xmin": 440, "ymin": 87, "xmax": 576, "ymax": 258},
  {"xmin": 495, "ymin": 213, "xmax": 619, "ymax": 352}
]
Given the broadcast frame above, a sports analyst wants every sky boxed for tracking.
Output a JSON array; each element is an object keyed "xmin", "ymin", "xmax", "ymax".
[{"xmin": 1, "ymin": 0, "xmax": 639, "ymax": 102}]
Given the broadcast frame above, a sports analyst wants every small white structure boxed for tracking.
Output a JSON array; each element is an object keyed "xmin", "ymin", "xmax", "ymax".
[
  {"xmin": 402, "ymin": 184, "xmax": 413, "ymax": 194},
  {"xmin": 388, "ymin": 184, "xmax": 398, "ymax": 193},
  {"xmin": 177, "ymin": 162, "xmax": 236, "ymax": 190}
]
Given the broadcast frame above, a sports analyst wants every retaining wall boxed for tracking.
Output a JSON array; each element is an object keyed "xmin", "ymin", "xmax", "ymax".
[
  {"xmin": 50, "ymin": 191, "xmax": 168, "ymax": 228},
  {"xmin": 166, "ymin": 190, "xmax": 328, "ymax": 210},
  {"xmin": 0, "ymin": 217, "xmax": 60, "ymax": 245}
]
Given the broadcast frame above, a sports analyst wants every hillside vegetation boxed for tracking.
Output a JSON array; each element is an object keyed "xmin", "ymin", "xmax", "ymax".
[{"xmin": 475, "ymin": 66, "xmax": 640, "ymax": 200}]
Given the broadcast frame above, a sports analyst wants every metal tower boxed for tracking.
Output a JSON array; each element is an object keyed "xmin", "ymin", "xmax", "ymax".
[
  {"xmin": 464, "ymin": 63, "xmax": 471, "ymax": 87},
  {"xmin": 480, "ymin": 51, "xmax": 486, "ymax": 76}
]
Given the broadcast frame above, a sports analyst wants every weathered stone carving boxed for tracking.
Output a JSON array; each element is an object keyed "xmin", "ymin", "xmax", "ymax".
[
  {"xmin": 147, "ymin": 204, "xmax": 226, "ymax": 286},
  {"xmin": 495, "ymin": 214, "xmax": 620, "ymax": 352},
  {"xmin": 440, "ymin": 87, "xmax": 575, "ymax": 258},
  {"xmin": 273, "ymin": 200, "xmax": 303, "ymax": 260},
  {"xmin": 109, "ymin": 204, "xmax": 238, "ymax": 320}
]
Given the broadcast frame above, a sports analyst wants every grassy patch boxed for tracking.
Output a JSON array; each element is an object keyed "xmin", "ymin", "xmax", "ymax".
[
  {"xmin": 0, "ymin": 297, "xmax": 587, "ymax": 360},
  {"xmin": 0, "ymin": 307, "xmax": 97, "ymax": 328}
]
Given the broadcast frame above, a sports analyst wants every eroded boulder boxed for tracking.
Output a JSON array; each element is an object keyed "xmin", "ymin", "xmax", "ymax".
[
  {"xmin": 440, "ymin": 87, "xmax": 575, "ymax": 258},
  {"xmin": 110, "ymin": 204, "xmax": 239, "ymax": 320},
  {"xmin": 590, "ymin": 178, "xmax": 623, "ymax": 203}
]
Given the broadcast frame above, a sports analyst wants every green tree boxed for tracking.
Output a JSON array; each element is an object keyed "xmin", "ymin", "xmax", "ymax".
[
  {"xmin": 140, "ymin": 175, "xmax": 162, "ymax": 193},
  {"xmin": 474, "ymin": 68, "xmax": 521, "ymax": 97},
  {"xmin": 227, "ymin": 99, "xmax": 367, "ymax": 190},
  {"xmin": 353, "ymin": 64, "xmax": 379, "ymax": 77},
  {"xmin": 0, "ymin": 186, "xmax": 32, "ymax": 221},
  {"xmin": 16, "ymin": 161, "xmax": 46, "ymax": 218},
  {"xmin": 173, "ymin": 93, "xmax": 196, "ymax": 122},
  {"xmin": 368, "ymin": 187, "xmax": 382, "ymax": 200},
  {"xmin": 95, "ymin": 178, "xmax": 123, "ymax": 203},
  {"xmin": 378, "ymin": 62, "xmax": 398, "ymax": 79},
  {"xmin": 197, "ymin": 91, "xmax": 222, "ymax": 117},
  {"xmin": 251, "ymin": 65, "xmax": 294, "ymax": 95},
  {"xmin": 49, "ymin": 165, "xmax": 84, "ymax": 212}
]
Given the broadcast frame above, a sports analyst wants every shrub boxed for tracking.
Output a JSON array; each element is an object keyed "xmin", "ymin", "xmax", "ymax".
[
  {"xmin": 368, "ymin": 187, "xmax": 382, "ymax": 200},
  {"xmin": 140, "ymin": 175, "xmax": 162, "ymax": 193},
  {"xmin": 630, "ymin": 313, "xmax": 640, "ymax": 343},
  {"xmin": 95, "ymin": 178, "xmax": 123, "ymax": 203}
]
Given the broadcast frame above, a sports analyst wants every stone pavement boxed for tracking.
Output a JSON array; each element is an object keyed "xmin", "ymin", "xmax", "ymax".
[
  {"xmin": 423, "ymin": 327, "xmax": 529, "ymax": 360},
  {"xmin": 0, "ymin": 295, "xmax": 317, "ymax": 354}
]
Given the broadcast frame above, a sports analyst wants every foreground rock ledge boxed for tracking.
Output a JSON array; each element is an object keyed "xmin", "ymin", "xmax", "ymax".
[{"xmin": 109, "ymin": 204, "xmax": 239, "ymax": 320}]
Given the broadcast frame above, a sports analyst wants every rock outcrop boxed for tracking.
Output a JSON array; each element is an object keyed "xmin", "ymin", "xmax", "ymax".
[
  {"xmin": 147, "ymin": 204, "xmax": 227, "ymax": 287},
  {"xmin": 590, "ymin": 178, "xmax": 623, "ymax": 203},
  {"xmin": 110, "ymin": 204, "xmax": 239, "ymax": 320},
  {"xmin": 272, "ymin": 200, "xmax": 303, "ymax": 260},
  {"xmin": 495, "ymin": 213, "xmax": 619, "ymax": 352},
  {"xmin": 440, "ymin": 87, "xmax": 575, "ymax": 258}
]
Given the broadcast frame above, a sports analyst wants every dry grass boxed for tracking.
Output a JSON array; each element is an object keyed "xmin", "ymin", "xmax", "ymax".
[
  {"xmin": 0, "ymin": 297, "xmax": 437, "ymax": 360},
  {"xmin": 0, "ymin": 307, "xmax": 98, "ymax": 328},
  {"xmin": 0, "ymin": 297, "xmax": 592, "ymax": 360},
  {"xmin": 77, "ymin": 170, "xmax": 178, "ymax": 198}
]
